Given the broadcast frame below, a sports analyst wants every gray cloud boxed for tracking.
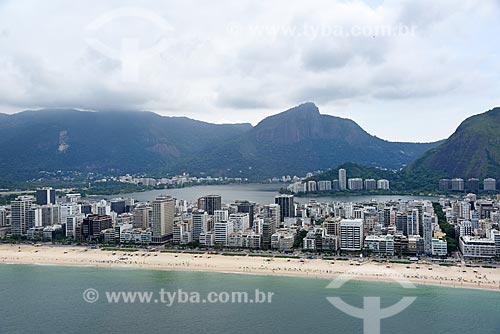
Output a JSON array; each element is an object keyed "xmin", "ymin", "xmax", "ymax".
[{"xmin": 0, "ymin": 0, "xmax": 498, "ymax": 141}]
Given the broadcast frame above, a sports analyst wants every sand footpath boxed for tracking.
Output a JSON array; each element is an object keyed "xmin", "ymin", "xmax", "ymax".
[{"xmin": 1, "ymin": 244, "xmax": 499, "ymax": 291}]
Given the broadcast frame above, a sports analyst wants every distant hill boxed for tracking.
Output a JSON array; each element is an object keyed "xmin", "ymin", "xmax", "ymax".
[
  {"xmin": 180, "ymin": 103, "xmax": 441, "ymax": 178},
  {"xmin": 0, "ymin": 103, "xmax": 441, "ymax": 181},
  {"xmin": 406, "ymin": 107, "xmax": 500, "ymax": 180},
  {"xmin": 0, "ymin": 109, "xmax": 252, "ymax": 179}
]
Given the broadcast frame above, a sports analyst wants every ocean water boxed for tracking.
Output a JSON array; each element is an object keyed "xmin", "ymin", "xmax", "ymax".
[
  {"xmin": 0, "ymin": 264, "xmax": 498, "ymax": 334},
  {"xmin": 101, "ymin": 183, "xmax": 437, "ymax": 205}
]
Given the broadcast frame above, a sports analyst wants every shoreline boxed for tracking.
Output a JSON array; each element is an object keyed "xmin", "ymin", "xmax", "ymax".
[{"xmin": 1, "ymin": 245, "xmax": 499, "ymax": 292}]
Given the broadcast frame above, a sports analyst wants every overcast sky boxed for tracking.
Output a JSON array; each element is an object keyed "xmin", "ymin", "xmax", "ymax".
[{"xmin": 0, "ymin": 0, "xmax": 499, "ymax": 142}]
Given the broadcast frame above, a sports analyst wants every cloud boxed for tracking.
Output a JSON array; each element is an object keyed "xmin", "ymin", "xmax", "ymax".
[{"xmin": 0, "ymin": 0, "xmax": 498, "ymax": 141}]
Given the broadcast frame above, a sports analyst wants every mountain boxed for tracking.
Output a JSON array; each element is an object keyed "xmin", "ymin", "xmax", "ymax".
[
  {"xmin": 180, "ymin": 103, "xmax": 440, "ymax": 178},
  {"xmin": 407, "ymin": 107, "xmax": 500, "ymax": 179},
  {"xmin": 0, "ymin": 109, "xmax": 252, "ymax": 179},
  {"xmin": 0, "ymin": 103, "xmax": 441, "ymax": 181}
]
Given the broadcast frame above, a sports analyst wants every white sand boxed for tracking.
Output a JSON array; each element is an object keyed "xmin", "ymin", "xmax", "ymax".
[{"xmin": 1, "ymin": 245, "xmax": 499, "ymax": 291}]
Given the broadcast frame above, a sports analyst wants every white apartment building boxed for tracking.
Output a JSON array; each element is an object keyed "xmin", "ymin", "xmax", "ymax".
[
  {"xmin": 214, "ymin": 220, "xmax": 234, "ymax": 246},
  {"xmin": 340, "ymin": 219, "xmax": 364, "ymax": 251},
  {"xmin": 431, "ymin": 238, "xmax": 448, "ymax": 256},
  {"xmin": 459, "ymin": 235, "xmax": 496, "ymax": 258}
]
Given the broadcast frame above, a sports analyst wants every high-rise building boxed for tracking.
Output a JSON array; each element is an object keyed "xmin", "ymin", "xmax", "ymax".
[
  {"xmin": 274, "ymin": 195, "xmax": 294, "ymax": 221},
  {"xmin": 60, "ymin": 202, "xmax": 81, "ymax": 225},
  {"xmin": 423, "ymin": 213, "xmax": 433, "ymax": 255},
  {"xmin": 11, "ymin": 196, "xmax": 34, "ymax": 236},
  {"xmin": 338, "ymin": 169, "xmax": 347, "ymax": 191},
  {"xmin": 151, "ymin": 196, "xmax": 175, "ymax": 242},
  {"xmin": 192, "ymin": 211, "xmax": 209, "ymax": 241},
  {"xmin": 340, "ymin": 219, "xmax": 363, "ymax": 251},
  {"xmin": 40, "ymin": 204, "xmax": 60, "ymax": 227},
  {"xmin": 81, "ymin": 215, "xmax": 113, "ymax": 240},
  {"xmin": 451, "ymin": 178, "xmax": 465, "ymax": 191},
  {"xmin": 110, "ymin": 198, "xmax": 127, "ymax": 214},
  {"xmin": 317, "ymin": 180, "xmax": 332, "ymax": 191},
  {"xmin": 348, "ymin": 178, "xmax": 363, "ymax": 190},
  {"xmin": 35, "ymin": 187, "xmax": 56, "ymax": 205},
  {"xmin": 396, "ymin": 212, "xmax": 408, "ymax": 235},
  {"xmin": 214, "ymin": 210, "xmax": 229, "ymax": 223},
  {"xmin": 229, "ymin": 213, "xmax": 250, "ymax": 232},
  {"xmin": 364, "ymin": 179, "xmax": 376, "ymax": 191},
  {"xmin": 214, "ymin": 220, "xmax": 233, "ymax": 246},
  {"xmin": 438, "ymin": 179, "xmax": 452, "ymax": 191},
  {"xmin": 324, "ymin": 218, "xmax": 341, "ymax": 236},
  {"xmin": 261, "ymin": 221, "xmax": 274, "ymax": 250},
  {"xmin": 0, "ymin": 207, "xmax": 7, "ymax": 227},
  {"xmin": 467, "ymin": 178, "xmax": 480, "ymax": 193},
  {"xmin": 96, "ymin": 200, "xmax": 111, "ymax": 216},
  {"xmin": 307, "ymin": 181, "xmax": 317, "ymax": 192},
  {"xmin": 377, "ymin": 179, "xmax": 390, "ymax": 190},
  {"xmin": 132, "ymin": 204, "xmax": 150, "ymax": 229},
  {"xmin": 264, "ymin": 204, "xmax": 281, "ymax": 230},
  {"xmin": 407, "ymin": 209, "xmax": 419, "ymax": 236},
  {"xmin": 199, "ymin": 195, "xmax": 222, "ymax": 215},
  {"xmin": 65, "ymin": 193, "xmax": 81, "ymax": 203},
  {"xmin": 484, "ymin": 178, "xmax": 497, "ymax": 191},
  {"xmin": 81, "ymin": 214, "xmax": 113, "ymax": 241},
  {"xmin": 234, "ymin": 200, "xmax": 255, "ymax": 225}
]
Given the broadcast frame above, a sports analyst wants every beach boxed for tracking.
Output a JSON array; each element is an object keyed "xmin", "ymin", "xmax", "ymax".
[{"xmin": 1, "ymin": 244, "xmax": 499, "ymax": 291}]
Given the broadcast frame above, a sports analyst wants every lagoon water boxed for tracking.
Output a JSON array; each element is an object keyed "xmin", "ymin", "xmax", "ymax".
[
  {"xmin": 102, "ymin": 183, "xmax": 438, "ymax": 204},
  {"xmin": 0, "ymin": 264, "xmax": 498, "ymax": 334}
]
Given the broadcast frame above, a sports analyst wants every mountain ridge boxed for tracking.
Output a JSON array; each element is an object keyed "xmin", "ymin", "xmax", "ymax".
[
  {"xmin": 407, "ymin": 107, "xmax": 500, "ymax": 180},
  {"xmin": 0, "ymin": 103, "xmax": 442, "ymax": 180}
]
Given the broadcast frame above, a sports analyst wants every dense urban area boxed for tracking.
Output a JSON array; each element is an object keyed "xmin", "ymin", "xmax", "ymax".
[{"xmin": 1, "ymin": 167, "xmax": 499, "ymax": 263}]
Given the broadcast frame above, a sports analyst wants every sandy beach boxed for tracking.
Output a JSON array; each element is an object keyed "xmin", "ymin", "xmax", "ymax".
[{"xmin": 1, "ymin": 244, "xmax": 499, "ymax": 291}]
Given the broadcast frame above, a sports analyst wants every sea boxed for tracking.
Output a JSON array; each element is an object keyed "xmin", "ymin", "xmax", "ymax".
[
  {"xmin": 0, "ymin": 264, "xmax": 498, "ymax": 334},
  {"xmin": 101, "ymin": 183, "xmax": 439, "ymax": 204}
]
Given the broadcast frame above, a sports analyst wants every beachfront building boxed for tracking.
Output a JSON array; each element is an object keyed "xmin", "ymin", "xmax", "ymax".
[
  {"xmin": 491, "ymin": 230, "xmax": 500, "ymax": 255},
  {"xmin": 271, "ymin": 229, "xmax": 296, "ymax": 250},
  {"xmin": 431, "ymin": 238, "xmax": 448, "ymax": 256},
  {"xmin": 364, "ymin": 235, "xmax": 395, "ymax": 256},
  {"xmin": 214, "ymin": 220, "xmax": 234, "ymax": 246},
  {"xmin": 340, "ymin": 219, "xmax": 364, "ymax": 251},
  {"xmin": 11, "ymin": 195, "xmax": 34, "ymax": 236},
  {"xmin": 119, "ymin": 228, "xmax": 152, "ymax": 244},
  {"xmin": 241, "ymin": 231, "xmax": 261, "ymax": 249},
  {"xmin": 192, "ymin": 211, "xmax": 209, "ymax": 241},
  {"xmin": 151, "ymin": 196, "xmax": 175, "ymax": 243},
  {"xmin": 173, "ymin": 222, "xmax": 192, "ymax": 244},
  {"xmin": 80, "ymin": 214, "xmax": 113, "ymax": 241},
  {"xmin": 459, "ymin": 236, "xmax": 496, "ymax": 258},
  {"xmin": 199, "ymin": 231, "xmax": 215, "ymax": 247}
]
